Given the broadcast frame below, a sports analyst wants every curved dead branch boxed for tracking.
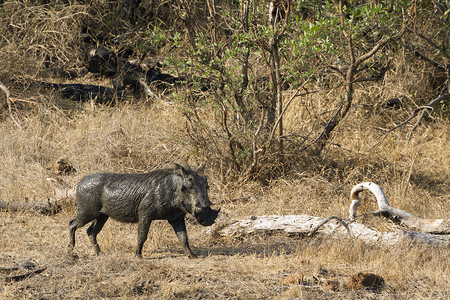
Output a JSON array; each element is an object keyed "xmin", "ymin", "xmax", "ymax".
[
  {"xmin": 350, "ymin": 182, "xmax": 450, "ymax": 234},
  {"xmin": 308, "ymin": 216, "xmax": 351, "ymax": 237}
]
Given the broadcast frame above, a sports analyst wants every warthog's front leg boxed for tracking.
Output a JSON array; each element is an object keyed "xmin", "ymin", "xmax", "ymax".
[
  {"xmin": 168, "ymin": 218, "xmax": 197, "ymax": 259},
  {"xmin": 136, "ymin": 217, "xmax": 152, "ymax": 259}
]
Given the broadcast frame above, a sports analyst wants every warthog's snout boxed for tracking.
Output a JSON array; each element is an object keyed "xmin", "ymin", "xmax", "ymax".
[{"xmin": 194, "ymin": 206, "xmax": 220, "ymax": 226}]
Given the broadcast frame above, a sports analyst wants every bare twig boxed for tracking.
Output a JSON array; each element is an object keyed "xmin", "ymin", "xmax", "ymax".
[
  {"xmin": 308, "ymin": 216, "xmax": 351, "ymax": 237},
  {"xmin": 407, "ymin": 109, "xmax": 431, "ymax": 142},
  {"xmin": 5, "ymin": 267, "xmax": 47, "ymax": 282},
  {"xmin": 0, "ymin": 81, "xmax": 22, "ymax": 129},
  {"xmin": 374, "ymin": 93, "xmax": 450, "ymax": 146}
]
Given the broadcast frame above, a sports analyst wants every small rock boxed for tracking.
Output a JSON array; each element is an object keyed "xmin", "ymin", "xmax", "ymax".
[
  {"xmin": 48, "ymin": 157, "xmax": 76, "ymax": 175},
  {"xmin": 346, "ymin": 272, "xmax": 385, "ymax": 290}
]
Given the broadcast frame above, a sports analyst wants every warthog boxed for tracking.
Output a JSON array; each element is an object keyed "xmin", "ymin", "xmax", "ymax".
[{"xmin": 68, "ymin": 164, "xmax": 219, "ymax": 258}]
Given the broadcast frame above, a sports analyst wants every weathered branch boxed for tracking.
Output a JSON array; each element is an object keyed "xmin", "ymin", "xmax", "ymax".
[
  {"xmin": 350, "ymin": 182, "xmax": 450, "ymax": 234},
  {"xmin": 213, "ymin": 214, "xmax": 450, "ymax": 247},
  {"xmin": 0, "ymin": 178, "xmax": 75, "ymax": 215},
  {"xmin": 213, "ymin": 181, "xmax": 449, "ymax": 247},
  {"xmin": 0, "ymin": 81, "xmax": 22, "ymax": 129},
  {"xmin": 0, "ymin": 199, "xmax": 62, "ymax": 215},
  {"xmin": 5, "ymin": 267, "xmax": 47, "ymax": 282},
  {"xmin": 308, "ymin": 216, "xmax": 351, "ymax": 237},
  {"xmin": 0, "ymin": 262, "xmax": 47, "ymax": 282}
]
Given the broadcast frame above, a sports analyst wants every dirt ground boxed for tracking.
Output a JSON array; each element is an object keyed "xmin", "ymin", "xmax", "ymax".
[{"xmin": 1, "ymin": 204, "xmax": 448, "ymax": 299}]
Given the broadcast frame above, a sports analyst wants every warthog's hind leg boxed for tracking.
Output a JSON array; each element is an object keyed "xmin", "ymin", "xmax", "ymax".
[
  {"xmin": 86, "ymin": 214, "xmax": 109, "ymax": 255},
  {"xmin": 68, "ymin": 218, "xmax": 78, "ymax": 251}
]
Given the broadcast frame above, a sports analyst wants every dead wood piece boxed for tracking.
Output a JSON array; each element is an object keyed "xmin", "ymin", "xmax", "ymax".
[
  {"xmin": 35, "ymin": 81, "xmax": 127, "ymax": 104},
  {"xmin": 308, "ymin": 216, "xmax": 351, "ymax": 237},
  {"xmin": 0, "ymin": 178, "xmax": 75, "ymax": 215},
  {"xmin": 0, "ymin": 261, "xmax": 37, "ymax": 273},
  {"xmin": 0, "ymin": 199, "xmax": 61, "ymax": 215},
  {"xmin": 46, "ymin": 177, "xmax": 76, "ymax": 200},
  {"xmin": 0, "ymin": 81, "xmax": 22, "ymax": 128},
  {"xmin": 213, "ymin": 215, "xmax": 450, "ymax": 247},
  {"xmin": 1, "ymin": 261, "xmax": 45, "ymax": 282},
  {"xmin": 4, "ymin": 267, "xmax": 47, "ymax": 282},
  {"xmin": 350, "ymin": 182, "xmax": 450, "ymax": 234}
]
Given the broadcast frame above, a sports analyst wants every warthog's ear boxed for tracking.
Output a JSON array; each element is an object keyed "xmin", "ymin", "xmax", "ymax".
[
  {"xmin": 174, "ymin": 163, "xmax": 189, "ymax": 177},
  {"xmin": 197, "ymin": 164, "xmax": 205, "ymax": 176}
]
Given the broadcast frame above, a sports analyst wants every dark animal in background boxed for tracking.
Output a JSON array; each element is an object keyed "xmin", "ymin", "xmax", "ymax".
[
  {"xmin": 68, "ymin": 164, "xmax": 220, "ymax": 258},
  {"xmin": 85, "ymin": 47, "xmax": 118, "ymax": 77},
  {"xmin": 43, "ymin": 82, "xmax": 122, "ymax": 104}
]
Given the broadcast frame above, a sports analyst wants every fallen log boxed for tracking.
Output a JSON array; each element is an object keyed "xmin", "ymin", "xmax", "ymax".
[
  {"xmin": 349, "ymin": 182, "xmax": 450, "ymax": 234},
  {"xmin": 0, "ymin": 199, "xmax": 61, "ymax": 215},
  {"xmin": 37, "ymin": 82, "xmax": 127, "ymax": 104},
  {"xmin": 213, "ymin": 182, "xmax": 449, "ymax": 247},
  {"xmin": 0, "ymin": 178, "xmax": 75, "ymax": 215},
  {"xmin": 213, "ymin": 215, "xmax": 450, "ymax": 247}
]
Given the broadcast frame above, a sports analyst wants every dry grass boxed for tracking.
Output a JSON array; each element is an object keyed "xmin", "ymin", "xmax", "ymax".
[
  {"xmin": 1, "ymin": 1, "xmax": 449, "ymax": 299},
  {"xmin": 0, "ymin": 93, "xmax": 448, "ymax": 299}
]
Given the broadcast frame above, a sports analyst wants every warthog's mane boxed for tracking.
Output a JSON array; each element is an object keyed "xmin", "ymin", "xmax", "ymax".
[{"xmin": 104, "ymin": 165, "xmax": 196, "ymax": 199}]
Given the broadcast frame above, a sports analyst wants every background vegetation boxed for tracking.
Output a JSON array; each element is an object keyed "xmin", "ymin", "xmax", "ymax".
[{"xmin": 0, "ymin": 0, "xmax": 449, "ymax": 299}]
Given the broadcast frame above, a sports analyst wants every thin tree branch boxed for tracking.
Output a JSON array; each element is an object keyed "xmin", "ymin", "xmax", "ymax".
[
  {"xmin": 1, "ymin": 81, "xmax": 22, "ymax": 129},
  {"xmin": 403, "ymin": 43, "xmax": 446, "ymax": 70},
  {"xmin": 308, "ymin": 216, "xmax": 351, "ymax": 237},
  {"xmin": 374, "ymin": 93, "xmax": 450, "ymax": 146}
]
